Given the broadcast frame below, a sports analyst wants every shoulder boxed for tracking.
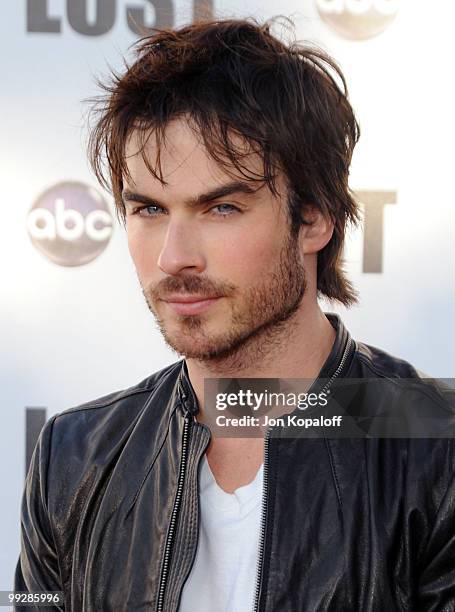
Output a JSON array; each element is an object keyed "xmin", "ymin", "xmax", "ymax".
[
  {"xmin": 350, "ymin": 339, "xmax": 453, "ymax": 413},
  {"xmin": 352, "ymin": 340, "xmax": 427, "ymax": 379},
  {"xmin": 348, "ymin": 338, "xmax": 455, "ymax": 456},
  {"xmin": 32, "ymin": 360, "xmax": 184, "ymax": 505},
  {"xmin": 43, "ymin": 359, "xmax": 184, "ymax": 451},
  {"xmin": 60, "ymin": 359, "xmax": 183, "ymax": 415},
  {"xmin": 348, "ymin": 340, "xmax": 455, "ymax": 512}
]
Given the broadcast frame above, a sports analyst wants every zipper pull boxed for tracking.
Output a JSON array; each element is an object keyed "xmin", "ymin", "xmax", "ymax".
[{"xmin": 179, "ymin": 387, "xmax": 197, "ymax": 420}]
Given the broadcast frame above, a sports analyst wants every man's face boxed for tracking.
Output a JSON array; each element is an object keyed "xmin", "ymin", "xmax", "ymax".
[{"xmin": 124, "ymin": 119, "xmax": 306, "ymax": 363}]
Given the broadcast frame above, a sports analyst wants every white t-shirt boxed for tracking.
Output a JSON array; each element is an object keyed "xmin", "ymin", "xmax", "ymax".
[{"xmin": 179, "ymin": 454, "xmax": 264, "ymax": 612}]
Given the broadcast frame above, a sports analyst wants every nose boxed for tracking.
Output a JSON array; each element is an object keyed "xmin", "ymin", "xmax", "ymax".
[{"xmin": 157, "ymin": 220, "xmax": 206, "ymax": 275}]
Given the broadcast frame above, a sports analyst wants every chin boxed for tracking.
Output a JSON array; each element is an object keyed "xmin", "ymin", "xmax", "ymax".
[
  {"xmin": 162, "ymin": 323, "xmax": 240, "ymax": 361},
  {"xmin": 163, "ymin": 333, "xmax": 221, "ymax": 360}
]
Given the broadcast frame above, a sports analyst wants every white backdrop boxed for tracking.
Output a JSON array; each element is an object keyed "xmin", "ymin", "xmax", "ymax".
[{"xmin": 1, "ymin": 0, "xmax": 455, "ymax": 595}]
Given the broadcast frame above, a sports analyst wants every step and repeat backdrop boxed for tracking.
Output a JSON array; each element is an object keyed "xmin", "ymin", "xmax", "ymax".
[{"xmin": 1, "ymin": 0, "xmax": 454, "ymax": 592}]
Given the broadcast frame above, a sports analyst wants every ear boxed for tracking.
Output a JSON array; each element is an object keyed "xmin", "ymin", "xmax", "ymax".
[{"xmin": 298, "ymin": 206, "xmax": 334, "ymax": 255}]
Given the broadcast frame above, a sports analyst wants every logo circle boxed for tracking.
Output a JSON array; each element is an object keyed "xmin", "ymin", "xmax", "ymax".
[
  {"xmin": 316, "ymin": 0, "xmax": 400, "ymax": 40},
  {"xmin": 27, "ymin": 181, "xmax": 113, "ymax": 267}
]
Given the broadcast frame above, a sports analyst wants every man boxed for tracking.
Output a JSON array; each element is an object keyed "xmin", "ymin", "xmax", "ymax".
[{"xmin": 15, "ymin": 17, "xmax": 455, "ymax": 612}]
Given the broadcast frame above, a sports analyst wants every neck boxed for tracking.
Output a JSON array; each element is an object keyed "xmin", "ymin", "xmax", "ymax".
[{"xmin": 185, "ymin": 303, "xmax": 337, "ymax": 416}]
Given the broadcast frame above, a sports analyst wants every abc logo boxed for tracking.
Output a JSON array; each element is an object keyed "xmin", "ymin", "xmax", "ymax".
[
  {"xmin": 27, "ymin": 181, "xmax": 113, "ymax": 267},
  {"xmin": 316, "ymin": 0, "xmax": 400, "ymax": 40}
]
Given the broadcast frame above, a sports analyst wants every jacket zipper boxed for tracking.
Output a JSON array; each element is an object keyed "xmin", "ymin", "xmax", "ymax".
[
  {"xmin": 251, "ymin": 336, "xmax": 354, "ymax": 612},
  {"xmin": 251, "ymin": 427, "xmax": 271, "ymax": 612},
  {"xmin": 156, "ymin": 403, "xmax": 192, "ymax": 612},
  {"xmin": 319, "ymin": 336, "xmax": 354, "ymax": 396}
]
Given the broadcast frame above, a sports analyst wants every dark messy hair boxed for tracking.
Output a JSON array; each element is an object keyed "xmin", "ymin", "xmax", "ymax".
[{"xmin": 88, "ymin": 17, "xmax": 361, "ymax": 306}]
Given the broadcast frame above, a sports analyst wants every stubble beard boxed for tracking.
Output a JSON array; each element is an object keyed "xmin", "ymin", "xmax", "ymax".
[{"xmin": 141, "ymin": 231, "xmax": 306, "ymax": 373}]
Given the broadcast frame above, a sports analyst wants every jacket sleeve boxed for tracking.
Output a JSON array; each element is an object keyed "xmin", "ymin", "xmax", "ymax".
[
  {"xmin": 416, "ymin": 469, "xmax": 455, "ymax": 611},
  {"xmin": 14, "ymin": 415, "xmax": 65, "ymax": 611}
]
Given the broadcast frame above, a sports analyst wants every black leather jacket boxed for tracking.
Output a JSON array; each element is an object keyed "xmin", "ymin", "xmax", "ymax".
[{"xmin": 14, "ymin": 314, "xmax": 455, "ymax": 611}]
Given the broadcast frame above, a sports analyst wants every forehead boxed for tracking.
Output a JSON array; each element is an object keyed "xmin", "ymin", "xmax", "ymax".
[{"xmin": 123, "ymin": 118, "xmax": 276, "ymax": 196}]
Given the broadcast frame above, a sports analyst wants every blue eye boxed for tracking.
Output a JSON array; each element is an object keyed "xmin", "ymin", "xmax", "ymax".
[
  {"xmin": 134, "ymin": 205, "xmax": 164, "ymax": 216},
  {"xmin": 212, "ymin": 203, "xmax": 239, "ymax": 216},
  {"xmin": 130, "ymin": 203, "xmax": 240, "ymax": 218}
]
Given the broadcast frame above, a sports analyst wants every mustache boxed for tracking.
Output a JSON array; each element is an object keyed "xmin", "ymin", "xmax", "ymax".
[{"xmin": 146, "ymin": 275, "xmax": 237, "ymax": 301}]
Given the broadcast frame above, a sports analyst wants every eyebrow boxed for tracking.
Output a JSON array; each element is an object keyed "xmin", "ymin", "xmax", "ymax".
[{"xmin": 122, "ymin": 180, "xmax": 260, "ymax": 209}]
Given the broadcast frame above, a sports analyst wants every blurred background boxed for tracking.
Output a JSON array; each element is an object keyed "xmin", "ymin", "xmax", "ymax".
[{"xmin": 1, "ymin": 0, "xmax": 455, "ymax": 595}]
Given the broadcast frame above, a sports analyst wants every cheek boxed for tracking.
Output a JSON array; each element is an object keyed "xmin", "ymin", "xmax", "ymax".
[
  {"xmin": 209, "ymin": 228, "xmax": 283, "ymax": 280},
  {"xmin": 126, "ymin": 226, "xmax": 158, "ymax": 278}
]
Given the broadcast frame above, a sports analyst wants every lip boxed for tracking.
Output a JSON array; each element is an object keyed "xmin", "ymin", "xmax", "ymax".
[{"xmin": 162, "ymin": 295, "xmax": 222, "ymax": 315}]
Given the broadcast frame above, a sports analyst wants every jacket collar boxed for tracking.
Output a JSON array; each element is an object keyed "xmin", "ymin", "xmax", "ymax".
[
  {"xmin": 318, "ymin": 312, "xmax": 354, "ymax": 378},
  {"xmin": 176, "ymin": 312, "xmax": 354, "ymax": 417}
]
